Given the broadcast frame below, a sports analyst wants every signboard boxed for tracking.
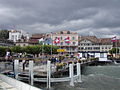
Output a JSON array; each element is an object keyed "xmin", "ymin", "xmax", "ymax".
[{"xmin": 57, "ymin": 49, "xmax": 66, "ymax": 52}]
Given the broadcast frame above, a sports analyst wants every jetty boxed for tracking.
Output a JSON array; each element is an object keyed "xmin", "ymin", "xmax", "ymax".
[{"xmin": 0, "ymin": 57, "xmax": 99, "ymax": 89}]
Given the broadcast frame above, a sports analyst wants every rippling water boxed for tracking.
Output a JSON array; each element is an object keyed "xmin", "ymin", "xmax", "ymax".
[{"xmin": 45, "ymin": 63, "xmax": 120, "ymax": 90}]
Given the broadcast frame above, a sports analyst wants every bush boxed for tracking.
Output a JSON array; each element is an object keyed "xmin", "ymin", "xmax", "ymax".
[{"xmin": 0, "ymin": 46, "xmax": 7, "ymax": 57}]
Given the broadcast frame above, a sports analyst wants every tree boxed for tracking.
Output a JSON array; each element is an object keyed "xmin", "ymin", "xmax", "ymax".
[
  {"xmin": 0, "ymin": 46, "xmax": 7, "ymax": 57},
  {"xmin": 0, "ymin": 30, "xmax": 9, "ymax": 39},
  {"xmin": 109, "ymin": 48, "xmax": 119, "ymax": 54},
  {"xmin": 11, "ymin": 46, "xmax": 24, "ymax": 53},
  {"xmin": 24, "ymin": 45, "xmax": 42, "ymax": 56},
  {"xmin": 44, "ymin": 45, "xmax": 59, "ymax": 54}
]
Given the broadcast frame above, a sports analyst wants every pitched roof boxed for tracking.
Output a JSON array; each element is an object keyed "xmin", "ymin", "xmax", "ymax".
[
  {"xmin": 79, "ymin": 36, "xmax": 113, "ymax": 45},
  {"xmin": 79, "ymin": 36, "xmax": 99, "ymax": 43},
  {"xmin": 99, "ymin": 38, "xmax": 112, "ymax": 44}
]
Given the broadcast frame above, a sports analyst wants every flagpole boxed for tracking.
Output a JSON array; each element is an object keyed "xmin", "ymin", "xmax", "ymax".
[
  {"xmin": 69, "ymin": 37, "xmax": 70, "ymax": 57},
  {"xmin": 60, "ymin": 37, "xmax": 62, "ymax": 56},
  {"xmin": 69, "ymin": 43, "xmax": 70, "ymax": 57},
  {"xmin": 116, "ymin": 39, "xmax": 117, "ymax": 58},
  {"xmin": 42, "ymin": 39, "xmax": 44, "ymax": 60},
  {"xmin": 51, "ymin": 32, "xmax": 53, "ymax": 57}
]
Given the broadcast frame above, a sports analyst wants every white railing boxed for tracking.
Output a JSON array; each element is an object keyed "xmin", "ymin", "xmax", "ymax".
[{"xmin": 13, "ymin": 60, "xmax": 82, "ymax": 89}]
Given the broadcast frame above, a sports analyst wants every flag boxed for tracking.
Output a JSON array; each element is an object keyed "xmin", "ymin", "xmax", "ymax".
[
  {"xmin": 38, "ymin": 38, "xmax": 44, "ymax": 45},
  {"xmin": 64, "ymin": 37, "xmax": 70, "ymax": 43},
  {"xmin": 44, "ymin": 37, "xmax": 52, "ymax": 45},
  {"xmin": 111, "ymin": 36, "xmax": 117, "ymax": 42},
  {"xmin": 54, "ymin": 37, "xmax": 60, "ymax": 44}
]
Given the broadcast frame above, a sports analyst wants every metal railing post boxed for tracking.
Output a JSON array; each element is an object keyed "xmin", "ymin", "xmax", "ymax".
[
  {"xmin": 29, "ymin": 60, "xmax": 34, "ymax": 85},
  {"xmin": 47, "ymin": 61, "xmax": 51, "ymax": 89},
  {"xmin": 69, "ymin": 64, "xmax": 74, "ymax": 86},
  {"xmin": 77, "ymin": 63, "xmax": 82, "ymax": 82},
  {"xmin": 14, "ymin": 60, "xmax": 19, "ymax": 79}
]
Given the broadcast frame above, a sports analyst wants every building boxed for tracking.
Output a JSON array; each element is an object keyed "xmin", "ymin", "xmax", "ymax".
[
  {"xmin": 15, "ymin": 36, "xmax": 29, "ymax": 47},
  {"xmin": 29, "ymin": 33, "xmax": 46, "ymax": 45},
  {"xmin": 78, "ymin": 36, "xmax": 113, "ymax": 58},
  {"xmin": 52, "ymin": 30, "xmax": 78, "ymax": 55},
  {"xmin": 0, "ymin": 39, "xmax": 14, "ymax": 47},
  {"xmin": 9, "ymin": 30, "xmax": 29, "ymax": 42}
]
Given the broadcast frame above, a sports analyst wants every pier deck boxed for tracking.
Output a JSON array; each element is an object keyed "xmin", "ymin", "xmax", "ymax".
[{"xmin": 0, "ymin": 80, "xmax": 17, "ymax": 90}]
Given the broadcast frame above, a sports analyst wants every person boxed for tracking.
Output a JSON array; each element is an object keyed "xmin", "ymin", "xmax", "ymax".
[{"xmin": 5, "ymin": 49, "xmax": 12, "ymax": 60}]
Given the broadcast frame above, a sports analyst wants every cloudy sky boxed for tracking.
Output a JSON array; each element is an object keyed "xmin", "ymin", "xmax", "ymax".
[{"xmin": 0, "ymin": 0, "xmax": 120, "ymax": 37}]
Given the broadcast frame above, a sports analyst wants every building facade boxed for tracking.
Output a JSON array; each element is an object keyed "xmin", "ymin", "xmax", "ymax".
[
  {"xmin": 78, "ymin": 36, "xmax": 113, "ymax": 58},
  {"xmin": 0, "ymin": 39, "xmax": 14, "ymax": 47},
  {"xmin": 52, "ymin": 30, "xmax": 78, "ymax": 55},
  {"xmin": 9, "ymin": 30, "xmax": 29, "ymax": 42},
  {"xmin": 29, "ymin": 33, "xmax": 46, "ymax": 45}
]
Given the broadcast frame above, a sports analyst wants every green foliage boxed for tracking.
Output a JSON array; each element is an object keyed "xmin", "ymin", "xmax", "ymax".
[
  {"xmin": 0, "ymin": 46, "xmax": 7, "ymax": 57},
  {"xmin": 11, "ymin": 46, "xmax": 24, "ymax": 53},
  {"xmin": 109, "ymin": 48, "xmax": 119, "ymax": 54},
  {"xmin": 59, "ymin": 56, "xmax": 65, "ymax": 60},
  {"xmin": 44, "ymin": 45, "xmax": 59, "ymax": 54},
  {"xmin": 0, "ymin": 30, "xmax": 9, "ymax": 39},
  {"xmin": 9, "ymin": 45, "xmax": 58, "ymax": 56},
  {"xmin": 24, "ymin": 45, "xmax": 42, "ymax": 55},
  {"xmin": 66, "ymin": 54, "xmax": 69, "ymax": 57}
]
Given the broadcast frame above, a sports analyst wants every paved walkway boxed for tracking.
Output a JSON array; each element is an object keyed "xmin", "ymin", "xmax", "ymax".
[{"xmin": 0, "ymin": 80, "xmax": 17, "ymax": 90}]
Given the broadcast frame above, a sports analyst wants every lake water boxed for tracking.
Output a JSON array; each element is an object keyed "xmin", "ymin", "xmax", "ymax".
[{"xmin": 40, "ymin": 63, "xmax": 120, "ymax": 90}]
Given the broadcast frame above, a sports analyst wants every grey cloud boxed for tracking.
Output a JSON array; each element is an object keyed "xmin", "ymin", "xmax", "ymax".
[{"xmin": 0, "ymin": 0, "xmax": 120, "ymax": 38}]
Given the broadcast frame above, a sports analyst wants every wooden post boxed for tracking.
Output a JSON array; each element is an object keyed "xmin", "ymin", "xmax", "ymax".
[
  {"xmin": 14, "ymin": 60, "xmax": 19, "ymax": 79},
  {"xmin": 47, "ymin": 61, "xmax": 51, "ymax": 89},
  {"xmin": 77, "ymin": 63, "xmax": 82, "ymax": 82},
  {"xmin": 29, "ymin": 60, "xmax": 34, "ymax": 85},
  {"xmin": 69, "ymin": 64, "xmax": 74, "ymax": 86}
]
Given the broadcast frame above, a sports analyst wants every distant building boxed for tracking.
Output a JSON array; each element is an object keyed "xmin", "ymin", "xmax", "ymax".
[
  {"xmin": 52, "ymin": 30, "xmax": 79, "ymax": 55},
  {"xmin": 78, "ymin": 36, "xmax": 113, "ymax": 58},
  {"xmin": 15, "ymin": 36, "xmax": 29, "ymax": 47},
  {"xmin": 29, "ymin": 33, "xmax": 46, "ymax": 45},
  {"xmin": 0, "ymin": 39, "xmax": 14, "ymax": 47},
  {"xmin": 9, "ymin": 30, "xmax": 29, "ymax": 42}
]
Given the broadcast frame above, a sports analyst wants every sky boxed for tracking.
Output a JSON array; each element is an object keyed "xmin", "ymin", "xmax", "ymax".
[{"xmin": 0, "ymin": 0, "xmax": 120, "ymax": 38}]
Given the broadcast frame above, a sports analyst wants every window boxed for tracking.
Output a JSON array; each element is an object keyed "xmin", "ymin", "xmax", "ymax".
[
  {"xmin": 72, "ymin": 48, "xmax": 75, "ymax": 51},
  {"xmin": 60, "ymin": 31, "xmax": 63, "ymax": 34},
  {"xmin": 61, "ymin": 42, "xmax": 63, "ymax": 45},
  {"xmin": 61, "ymin": 37, "xmax": 63, "ymax": 40},
  {"xmin": 82, "ymin": 47, "xmax": 84, "ymax": 49},
  {"xmin": 67, "ymin": 43, "xmax": 70, "ymax": 45},
  {"xmin": 67, "ymin": 31, "xmax": 70, "ymax": 34},
  {"xmin": 73, "ymin": 42, "xmax": 76, "ymax": 45},
  {"xmin": 72, "ymin": 37, "xmax": 75, "ymax": 40},
  {"xmin": 88, "ymin": 47, "xmax": 90, "ymax": 50},
  {"xmin": 66, "ymin": 47, "xmax": 69, "ymax": 50},
  {"xmin": 100, "ymin": 53, "xmax": 104, "ymax": 58}
]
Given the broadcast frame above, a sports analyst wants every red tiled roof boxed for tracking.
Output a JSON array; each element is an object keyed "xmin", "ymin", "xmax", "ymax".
[{"xmin": 28, "ymin": 39, "xmax": 38, "ymax": 44}]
